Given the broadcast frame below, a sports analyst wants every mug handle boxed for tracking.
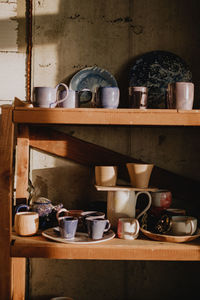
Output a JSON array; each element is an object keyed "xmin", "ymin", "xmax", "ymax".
[
  {"xmin": 50, "ymin": 83, "xmax": 69, "ymax": 107},
  {"xmin": 104, "ymin": 219, "xmax": 111, "ymax": 233},
  {"xmin": 15, "ymin": 204, "xmax": 29, "ymax": 214},
  {"xmin": 128, "ymin": 219, "xmax": 140, "ymax": 236},
  {"xmin": 135, "ymin": 191, "xmax": 152, "ymax": 220},
  {"xmin": 187, "ymin": 220, "xmax": 195, "ymax": 235},
  {"xmin": 56, "ymin": 208, "xmax": 69, "ymax": 222}
]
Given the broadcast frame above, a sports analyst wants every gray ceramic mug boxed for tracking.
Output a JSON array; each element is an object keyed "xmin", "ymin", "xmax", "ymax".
[
  {"xmin": 86, "ymin": 217, "xmax": 110, "ymax": 240},
  {"xmin": 58, "ymin": 89, "xmax": 79, "ymax": 108},
  {"xmin": 96, "ymin": 87, "xmax": 120, "ymax": 108},
  {"xmin": 33, "ymin": 83, "xmax": 69, "ymax": 108}
]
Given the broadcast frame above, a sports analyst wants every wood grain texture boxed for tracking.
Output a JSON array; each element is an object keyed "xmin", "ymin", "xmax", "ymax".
[
  {"xmin": 13, "ymin": 107, "xmax": 200, "ymax": 126},
  {"xmin": 12, "ymin": 258, "xmax": 26, "ymax": 300},
  {"xmin": 15, "ymin": 125, "xmax": 29, "ymax": 202},
  {"xmin": 0, "ymin": 106, "xmax": 14, "ymax": 300},
  {"xmin": 11, "ymin": 232, "xmax": 200, "ymax": 261}
]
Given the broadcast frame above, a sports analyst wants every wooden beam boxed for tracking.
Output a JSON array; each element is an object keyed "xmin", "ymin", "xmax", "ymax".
[
  {"xmin": 12, "ymin": 258, "xmax": 26, "ymax": 300},
  {"xmin": 15, "ymin": 125, "xmax": 30, "ymax": 203},
  {"xmin": 29, "ymin": 126, "xmax": 200, "ymax": 203},
  {"xmin": 0, "ymin": 106, "xmax": 14, "ymax": 300}
]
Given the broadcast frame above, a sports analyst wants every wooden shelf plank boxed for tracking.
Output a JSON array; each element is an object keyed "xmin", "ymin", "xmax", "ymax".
[
  {"xmin": 11, "ymin": 233, "xmax": 200, "ymax": 261},
  {"xmin": 12, "ymin": 107, "xmax": 200, "ymax": 126}
]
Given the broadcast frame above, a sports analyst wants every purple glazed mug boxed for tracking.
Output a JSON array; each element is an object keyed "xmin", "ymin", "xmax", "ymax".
[{"xmin": 33, "ymin": 83, "xmax": 69, "ymax": 108}]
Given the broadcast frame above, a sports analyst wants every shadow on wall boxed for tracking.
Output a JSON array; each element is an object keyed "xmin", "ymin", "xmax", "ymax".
[{"xmin": 31, "ymin": 165, "xmax": 106, "ymax": 210}]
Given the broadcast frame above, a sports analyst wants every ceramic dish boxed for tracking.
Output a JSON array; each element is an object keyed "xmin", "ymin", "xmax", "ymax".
[
  {"xmin": 42, "ymin": 227, "xmax": 115, "ymax": 244},
  {"xmin": 69, "ymin": 66, "xmax": 118, "ymax": 105},
  {"xmin": 140, "ymin": 227, "xmax": 200, "ymax": 243},
  {"xmin": 129, "ymin": 50, "xmax": 192, "ymax": 109}
]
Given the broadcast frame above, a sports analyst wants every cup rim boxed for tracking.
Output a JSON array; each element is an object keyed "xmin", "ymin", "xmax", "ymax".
[
  {"xmin": 171, "ymin": 215, "xmax": 196, "ymax": 222},
  {"xmin": 15, "ymin": 211, "xmax": 38, "ymax": 216}
]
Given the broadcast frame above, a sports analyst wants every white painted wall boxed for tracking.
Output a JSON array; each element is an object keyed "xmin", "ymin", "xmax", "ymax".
[{"xmin": 0, "ymin": 0, "xmax": 26, "ymax": 111}]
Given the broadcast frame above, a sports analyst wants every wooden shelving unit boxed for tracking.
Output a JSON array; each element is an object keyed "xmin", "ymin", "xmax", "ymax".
[{"xmin": 1, "ymin": 105, "xmax": 200, "ymax": 299}]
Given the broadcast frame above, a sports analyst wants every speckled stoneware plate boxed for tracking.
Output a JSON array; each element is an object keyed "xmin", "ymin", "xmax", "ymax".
[
  {"xmin": 42, "ymin": 227, "xmax": 115, "ymax": 244},
  {"xmin": 69, "ymin": 66, "xmax": 118, "ymax": 104},
  {"xmin": 140, "ymin": 227, "xmax": 200, "ymax": 243},
  {"xmin": 129, "ymin": 51, "xmax": 192, "ymax": 109}
]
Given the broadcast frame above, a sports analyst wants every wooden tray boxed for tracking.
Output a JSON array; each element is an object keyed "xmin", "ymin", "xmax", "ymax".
[{"xmin": 140, "ymin": 227, "xmax": 200, "ymax": 243}]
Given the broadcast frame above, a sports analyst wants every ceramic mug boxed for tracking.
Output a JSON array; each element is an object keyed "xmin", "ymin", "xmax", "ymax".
[
  {"xmin": 95, "ymin": 166, "xmax": 117, "ymax": 187},
  {"xmin": 107, "ymin": 190, "xmax": 152, "ymax": 229},
  {"xmin": 57, "ymin": 216, "xmax": 78, "ymax": 240},
  {"xmin": 166, "ymin": 82, "xmax": 194, "ymax": 110},
  {"xmin": 129, "ymin": 86, "xmax": 148, "ymax": 109},
  {"xmin": 86, "ymin": 217, "xmax": 110, "ymax": 240},
  {"xmin": 151, "ymin": 189, "xmax": 172, "ymax": 209},
  {"xmin": 117, "ymin": 218, "xmax": 140, "ymax": 240},
  {"xmin": 96, "ymin": 87, "xmax": 120, "ymax": 108},
  {"xmin": 58, "ymin": 89, "xmax": 79, "ymax": 108},
  {"xmin": 14, "ymin": 211, "xmax": 39, "ymax": 236},
  {"xmin": 126, "ymin": 163, "xmax": 154, "ymax": 188},
  {"xmin": 33, "ymin": 83, "xmax": 69, "ymax": 108},
  {"xmin": 169, "ymin": 216, "xmax": 197, "ymax": 236}
]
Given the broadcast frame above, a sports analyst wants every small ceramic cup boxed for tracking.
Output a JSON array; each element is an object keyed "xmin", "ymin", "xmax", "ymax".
[
  {"xmin": 126, "ymin": 163, "xmax": 154, "ymax": 188},
  {"xmin": 58, "ymin": 89, "xmax": 79, "ymax": 108},
  {"xmin": 166, "ymin": 82, "xmax": 194, "ymax": 110},
  {"xmin": 14, "ymin": 211, "xmax": 39, "ymax": 236},
  {"xmin": 117, "ymin": 218, "xmax": 140, "ymax": 240},
  {"xmin": 95, "ymin": 166, "xmax": 117, "ymax": 187},
  {"xmin": 170, "ymin": 216, "xmax": 197, "ymax": 236},
  {"xmin": 129, "ymin": 86, "xmax": 148, "ymax": 109},
  {"xmin": 151, "ymin": 189, "xmax": 172, "ymax": 209},
  {"xmin": 58, "ymin": 216, "xmax": 78, "ymax": 240},
  {"xmin": 96, "ymin": 87, "xmax": 120, "ymax": 108},
  {"xmin": 86, "ymin": 217, "xmax": 110, "ymax": 240}
]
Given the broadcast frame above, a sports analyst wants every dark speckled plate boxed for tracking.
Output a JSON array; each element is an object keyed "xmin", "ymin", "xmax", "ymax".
[{"xmin": 129, "ymin": 51, "xmax": 192, "ymax": 108}]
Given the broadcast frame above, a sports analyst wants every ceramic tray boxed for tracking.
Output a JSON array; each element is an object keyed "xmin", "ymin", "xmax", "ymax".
[
  {"xmin": 42, "ymin": 227, "xmax": 115, "ymax": 244},
  {"xmin": 140, "ymin": 227, "xmax": 200, "ymax": 243},
  {"xmin": 129, "ymin": 50, "xmax": 192, "ymax": 109}
]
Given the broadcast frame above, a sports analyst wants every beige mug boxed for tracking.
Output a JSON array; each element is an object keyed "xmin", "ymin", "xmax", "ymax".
[
  {"xmin": 170, "ymin": 216, "xmax": 197, "ymax": 236},
  {"xmin": 126, "ymin": 163, "xmax": 154, "ymax": 188},
  {"xmin": 14, "ymin": 211, "xmax": 39, "ymax": 236},
  {"xmin": 117, "ymin": 218, "xmax": 140, "ymax": 240},
  {"xmin": 166, "ymin": 82, "xmax": 194, "ymax": 110},
  {"xmin": 95, "ymin": 166, "xmax": 117, "ymax": 186}
]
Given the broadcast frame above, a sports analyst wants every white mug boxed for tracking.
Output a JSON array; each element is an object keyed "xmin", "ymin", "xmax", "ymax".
[
  {"xmin": 107, "ymin": 190, "xmax": 152, "ymax": 229},
  {"xmin": 170, "ymin": 216, "xmax": 197, "ymax": 236},
  {"xmin": 117, "ymin": 218, "xmax": 140, "ymax": 240},
  {"xmin": 14, "ymin": 211, "xmax": 39, "ymax": 236}
]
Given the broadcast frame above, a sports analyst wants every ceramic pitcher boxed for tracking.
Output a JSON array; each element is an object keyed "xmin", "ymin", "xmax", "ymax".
[{"xmin": 107, "ymin": 190, "xmax": 152, "ymax": 229}]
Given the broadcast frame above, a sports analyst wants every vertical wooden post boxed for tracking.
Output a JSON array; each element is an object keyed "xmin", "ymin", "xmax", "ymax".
[
  {"xmin": 12, "ymin": 124, "xmax": 30, "ymax": 300},
  {"xmin": 0, "ymin": 106, "xmax": 14, "ymax": 300}
]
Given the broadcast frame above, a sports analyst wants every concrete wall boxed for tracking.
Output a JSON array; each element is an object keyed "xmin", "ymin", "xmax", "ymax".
[{"xmin": 1, "ymin": 0, "xmax": 200, "ymax": 299}]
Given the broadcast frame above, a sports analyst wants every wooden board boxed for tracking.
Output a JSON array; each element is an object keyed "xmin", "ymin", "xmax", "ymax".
[
  {"xmin": 0, "ymin": 106, "xmax": 14, "ymax": 300},
  {"xmin": 95, "ymin": 185, "xmax": 158, "ymax": 191},
  {"xmin": 11, "ymin": 232, "xmax": 200, "ymax": 261},
  {"xmin": 12, "ymin": 107, "xmax": 200, "ymax": 126}
]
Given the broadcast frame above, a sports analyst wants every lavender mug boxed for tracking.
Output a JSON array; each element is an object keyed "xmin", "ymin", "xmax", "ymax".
[{"xmin": 33, "ymin": 83, "xmax": 69, "ymax": 108}]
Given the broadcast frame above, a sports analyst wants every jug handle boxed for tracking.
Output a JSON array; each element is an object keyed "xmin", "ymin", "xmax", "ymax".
[{"xmin": 135, "ymin": 191, "xmax": 152, "ymax": 220}]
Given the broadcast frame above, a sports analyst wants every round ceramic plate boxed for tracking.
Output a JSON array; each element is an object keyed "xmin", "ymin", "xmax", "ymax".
[
  {"xmin": 42, "ymin": 227, "xmax": 115, "ymax": 244},
  {"xmin": 129, "ymin": 51, "xmax": 192, "ymax": 108},
  {"xmin": 69, "ymin": 66, "xmax": 118, "ymax": 104},
  {"xmin": 140, "ymin": 227, "xmax": 200, "ymax": 243}
]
